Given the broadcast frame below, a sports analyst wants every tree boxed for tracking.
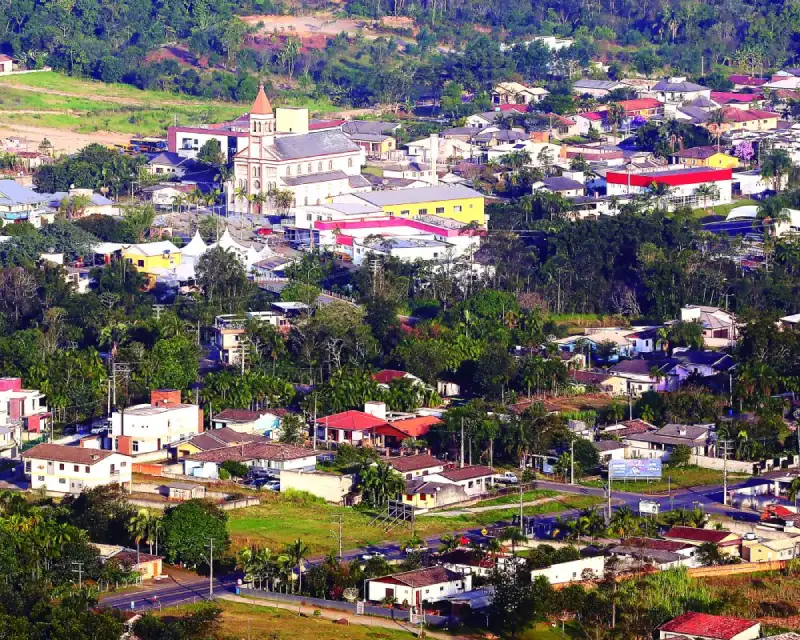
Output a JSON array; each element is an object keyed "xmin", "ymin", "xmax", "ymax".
[
  {"xmin": 572, "ymin": 438, "xmax": 600, "ymax": 472},
  {"xmin": 707, "ymin": 108, "xmax": 727, "ymax": 151},
  {"xmin": 120, "ymin": 204, "xmax": 155, "ymax": 243},
  {"xmin": 606, "ymin": 102, "xmax": 626, "ymax": 139},
  {"xmin": 161, "ymin": 500, "xmax": 230, "ymax": 566},
  {"xmin": 278, "ymin": 413, "xmax": 307, "ymax": 445},
  {"xmin": 694, "ymin": 183, "xmax": 720, "ymax": 210},
  {"xmin": 670, "ymin": 444, "xmax": 692, "ymax": 467},
  {"xmin": 196, "ymin": 246, "xmax": 252, "ymax": 307},
  {"xmin": 220, "ymin": 460, "xmax": 249, "ymax": 478},
  {"xmin": 128, "ymin": 509, "xmax": 151, "ymax": 563},
  {"xmin": 695, "ymin": 541, "xmax": 725, "ymax": 566},
  {"xmin": 489, "ymin": 567, "xmax": 551, "ymax": 639},
  {"xmin": 761, "ymin": 149, "xmax": 792, "ymax": 192},
  {"xmin": 667, "ymin": 320, "xmax": 705, "ymax": 350},
  {"xmin": 284, "ymin": 538, "xmax": 310, "ymax": 594},
  {"xmin": 197, "ymin": 139, "xmax": 225, "ymax": 166},
  {"xmin": 357, "ymin": 462, "xmax": 405, "ymax": 507}
]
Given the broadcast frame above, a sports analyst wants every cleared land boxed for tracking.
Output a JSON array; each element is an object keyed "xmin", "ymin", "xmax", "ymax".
[
  {"xmin": 227, "ymin": 490, "xmax": 602, "ymax": 553},
  {"xmin": 0, "ymin": 71, "xmax": 337, "ymax": 150}
]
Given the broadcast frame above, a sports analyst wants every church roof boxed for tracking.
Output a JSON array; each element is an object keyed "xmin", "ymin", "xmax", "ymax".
[{"xmin": 251, "ymin": 84, "xmax": 273, "ymax": 116}]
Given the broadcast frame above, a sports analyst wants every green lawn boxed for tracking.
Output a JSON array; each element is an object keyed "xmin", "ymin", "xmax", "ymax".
[
  {"xmin": 227, "ymin": 490, "xmax": 602, "ymax": 554},
  {"xmin": 522, "ymin": 622, "xmax": 582, "ymax": 639},
  {"xmin": 581, "ymin": 465, "xmax": 749, "ymax": 495},
  {"xmin": 467, "ymin": 489, "xmax": 558, "ymax": 508}
]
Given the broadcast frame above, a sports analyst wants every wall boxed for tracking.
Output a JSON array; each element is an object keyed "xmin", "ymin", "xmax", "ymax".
[
  {"xmin": 530, "ymin": 556, "xmax": 606, "ymax": 585},
  {"xmin": 279, "ymin": 470, "xmax": 355, "ymax": 504},
  {"xmin": 690, "ymin": 455, "xmax": 756, "ymax": 472},
  {"xmin": 687, "ymin": 560, "xmax": 787, "ymax": 577},
  {"xmin": 27, "ymin": 453, "xmax": 132, "ymax": 493},
  {"xmin": 133, "ymin": 462, "xmax": 164, "ymax": 476}
]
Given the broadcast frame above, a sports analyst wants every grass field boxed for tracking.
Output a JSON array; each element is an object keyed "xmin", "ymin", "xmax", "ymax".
[
  {"xmin": 0, "ymin": 71, "xmax": 338, "ymax": 138},
  {"xmin": 701, "ymin": 570, "xmax": 800, "ymax": 629},
  {"xmin": 581, "ymin": 465, "xmax": 748, "ymax": 495},
  {"xmin": 227, "ymin": 490, "xmax": 602, "ymax": 554},
  {"xmin": 466, "ymin": 489, "xmax": 558, "ymax": 508},
  {"xmin": 155, "ymin": 600, "xmax": 419, "ymax": 640}
]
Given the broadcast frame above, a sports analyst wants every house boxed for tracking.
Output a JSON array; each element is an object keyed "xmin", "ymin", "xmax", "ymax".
[
  {"xmin": 0, "ymin": 377, "xmax": 51, "ymax": 434},
  {"xmin": 122, "ymin": 240, "xmax": 181, "ymax": 274},
  {"xmin": 572, "ymin": 79, "xmax": 626, "ymax": 98},
  {"xmin": 139, "ymin": 184, "xmax": 197, "ymax": 209},
  {"xmin": 604, "ymin": 166, "xmax": 732, "ymax": 210},
  {"xmin": 663, "ymin": 526, "xmax": 742, "ymax": 557},
  {"xmin": 669, "ymin": 349, "xmax": 735, "ymax": 380},
  {"xmin": 403, "ymin": 479, "xmax": 468, "ymax": 510},
  {"xmin": 704, "ymin": 108, "xmax": 780, "ymax": 135},
  {"xmin": 529, "ymin": 556, "xmax": 606, "ymax": 584},
  {"xmin": 335, "ymin": 184, "xmax": 486, "ymax": 226},
  {"xmin": 439, "ymin": 548, "xmax": 499, "ymax": 577},
  {"xmin": 465, "ymin": 107, "xmax": 527, "ymax": 129},
  {"xmin": 492, "ymin": 82, "xmax": 549, "ymax": 105},
  {"xmin": 593, "ymin": 440, "xmax": 626, "ymax": 462},
  {"xmin": 210, "ymin": 408, "xmax": 290, "ymax": 439},
  {"xmin": 670, "ymin": 146, "xmax": 739, "ymax": 169},
  {"xmin": 0, "ymin": 179, "xmax": 51, "ymax": 228},
  {"xmin": 169, "ymin": 427, "xmax": 264, "ymax": 459},
  {"xmin": 212, "ymin": 311, "xmax": 290, "ymax": 366},
  {"xmin": 146, "ymin": 152, "xmax": 198, "ymax": 178},
  {"xmin": 315, "ymin": 407, "xmax": 389, "ymax": 446},
  {"xmin": 658, "ymin": 612, "xmax": 760, "ymax": 640},
  {"xmin": 109, "ymin": 389, "xmax": 202, "ymax": 460},
  {"xmin": 426, "ymin": 465, "xmax": 495, "ymax": 498},
  {"xmin": 386, "ymin": 454, "xmax": 445, "ymax": 480},
  {"xmin": 372, "ymin": 369, "xmax": 422, "ymax": 386},
  {"xmin": 741, "ymin": 536, "xmax": 800, "ymax": 562},
  {"xmin": 161, "ymin": 481, "xmax": 206, "ymax": 500},
  {"xmin": 602, "ymin": 419, "xmax": 657, "ymax": 439},
  {"xmin": 533, "ymin": 175, "xmax": 585, "ymax": 198},
  {"xmin": 183, "ymin": 441, "xmax": 318, "ymax": 479},
  {"xmin": 94, "ymin": 544, "xmax": 164, "ymax": 580},
  {"xmin": 729, "ymin": 75, "xmax": 767, "ymax": 90},
  {"xmin": 0, "ymin": 55, "xmax": 13, "ymax": 74},
  {"xmin": 341, "ymin": 121, "xmax": 399, "ymax": 159},
  {"xmin": 647, "ymin": 77, "xmax": 711, "ymax": 104},
  {"xmin": 406, "ymin": 134, "xmax": 475, "ymax": 163},
  {"xmin": 676, "ymin": 305, "xmax": 737, "ymax": 343},
  {"xmin": 22, "ymin": 443, "xmax": 132, "ymax": 494},
  {"xmin": 381, "ymin": 161, "xmax": 436, "ymax": 182},
  {"xmin": 623, "ymin": 424, "xmax": 710, "ymax": 460},
  {"xmin": 230, "ymin": 86, "xmax": 366, "ymax": 212},
  {"xmin": 42, "ymin": 189, "xmax": 118, "ymax": 216},
  {"xmin": 367, "ymin": 566, "xmax": 472, "ymax": 606},
  {"xmin": 710, "ymin": 92, "xmax": 766, "ymax": 110},
  {"xmin": 387, "ymin": 415, "xmax": 442, "ymax": 440},
  {"xmin": 609, "ymin": 537, "xmax": 700, "ymax": 569}
]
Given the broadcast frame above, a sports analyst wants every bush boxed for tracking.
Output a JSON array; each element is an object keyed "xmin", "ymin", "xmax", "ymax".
[
  {"xmin": 220, "ymin": 460, "xmax": 249, "ymax": 478},
  {"xmin": 218, "ymin": 468, "xmax": 230, "ymax": 481}
]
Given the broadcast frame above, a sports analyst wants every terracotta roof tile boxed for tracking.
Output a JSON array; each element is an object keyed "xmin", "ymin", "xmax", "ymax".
[
  {"xmin": 659, "ymin": 612, "xmax": 758, "ymax": 639},
  {"xmin": 22, "ymin": 443, "xmax": 119, "ymax": 466},
  {"xmin": 385, "ymin": 454, "xmax": 443, "ymax": 473},
  {"xmin": 440, "ymin": 465, "xmax": 494, "ymax": 482},
  {"xmin": 316, "ymin": 410, "xmax": 387, "ymax": 431}
]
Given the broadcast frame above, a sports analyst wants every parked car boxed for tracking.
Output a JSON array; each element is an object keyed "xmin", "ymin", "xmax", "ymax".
[
  {"xmin": 255, "ymin": 227, "xmax": 273, "ymax": 236},
  {"xmin": 264, "ymin": 480, "xmax": 280, "ymax": 491},
  {"xmin": 495, "ymin": 471, "xmax": 519, "ymax": 484},
  {"xmin": 360, "ymin": 551, "xmax": 385, "ymax": 561}
]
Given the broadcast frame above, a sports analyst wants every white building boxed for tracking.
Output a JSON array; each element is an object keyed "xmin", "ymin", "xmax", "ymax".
[
  {"xmin": 605, "ymin": 166, "xmax": 732, "ymax": 210},
  {"xmin": 529, "ymin": 556, "xmax": 606, "ymax": 585},
  {"xmin": 230, "ymin": 86, "xmax": 368, "ymax": 211},
  {"xmin": 646, "ymin": 78, "xmax": 711, "ymax": 105},
  {"xmin": 0, "ymin": 376, "xmax": 50, "ymax": 435},
  {"xmin": 182, "ymin": 441, "xmax": 318, "ymax": 479},
  {"xmin": 0, "ymin": 180, "xmax": 51, "ymax": 228},
  {"xmin": 109, "ymin": 389, "xmax": 201, "ymax": 460},
  {"xmin": 425, "ymin": 465, "xmax": 495, "ymax": 498},
  {"xmin": 22, "ymin": 443, "xmax": 131, "ymax": 494},
  {"xmin": 367, "ymin": 567, "xmax": 472, "ymax": 606}
]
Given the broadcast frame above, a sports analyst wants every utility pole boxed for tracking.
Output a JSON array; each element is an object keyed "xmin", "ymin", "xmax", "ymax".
[
  {"xmin": 72, "ymin": 561, "xmax": 84, "ymax": 589},
  {"xmin": 607, "ymin": 466, "xmax": 613, "ymax": 523},
  {"xmin": 627, "ymin": 385, "xmax": 633, "ymax": 421},
  {"xmin": 312, "ymin": 393, "xmax": 318, "ymax": 451},
  {"xmin": 721, "ymin": 439, "xmax": 730, "ymax": 506},
  {"xmin": 570, "ymin": 438, "xmax": 575, "ymax": 485},
  {"xmin": 331, "ymin": 514, "xmax": 343, "ymax": 560},
  {"xmin": 519, "ymin": 482, "xmax": 524, "ymax": 535},
  {"xmin": 460, "ymin": 417, "xmax": 465, "ymax": 469},
  {"xmin": 205, "ymin": 538, "xmax": 214, "ymax": 597}
]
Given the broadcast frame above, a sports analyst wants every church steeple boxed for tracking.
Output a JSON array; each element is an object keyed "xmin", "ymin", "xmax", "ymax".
[
  {"xmin": 249, "ymin": 84, "xmax": 275, "ymax": 158},
  {"xmin": 251, "ymin": 83, "xmax": 273, "ymax": 115}
]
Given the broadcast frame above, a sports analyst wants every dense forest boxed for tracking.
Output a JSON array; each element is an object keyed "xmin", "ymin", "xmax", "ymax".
[{"xmin": 0, "ymin": 0, "xmax": 798, "ymax": 106}]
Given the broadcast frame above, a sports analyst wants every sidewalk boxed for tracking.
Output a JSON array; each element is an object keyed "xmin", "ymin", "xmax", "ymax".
[
  {"xmin": 219, "ymin": 593, "xmax": 466, "ymax": 639},
  {"xmin": 423, "ymin": 496, "xmax": 558, "ymax": 517}
]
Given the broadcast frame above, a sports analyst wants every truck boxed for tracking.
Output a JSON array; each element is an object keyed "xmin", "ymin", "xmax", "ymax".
[{"xmin": 495, "ymin": 471, "xmax": 520, "ymax": 484}]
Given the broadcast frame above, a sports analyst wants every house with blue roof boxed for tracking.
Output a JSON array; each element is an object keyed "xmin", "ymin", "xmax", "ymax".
[{"xmin": 0, "ymin": 180, "xmax": 51, "ymax": 228}]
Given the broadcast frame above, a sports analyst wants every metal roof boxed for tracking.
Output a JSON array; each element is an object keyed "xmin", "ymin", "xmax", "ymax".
[
  {"xmin": 282, "ymin": 170, "xmax": 349, "ymax": 186},
  {"xmin": 269, "ymin": 131, "xmax": 360, "ymax": 161},
  {"xmin": 353, "ymin": 185, "xmax": 482, "ymax": 207},
  {"xmin": 0, "ymin": 180, "xmax": 49, "ymax": 206}
]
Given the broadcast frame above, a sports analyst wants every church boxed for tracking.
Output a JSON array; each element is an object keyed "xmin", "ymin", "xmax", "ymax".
[{"xmin": 229, "ymin": 86, "xmax": 370, "ymax": 212}]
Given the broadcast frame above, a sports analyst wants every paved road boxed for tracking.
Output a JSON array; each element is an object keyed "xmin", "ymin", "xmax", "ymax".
[{"xmin": 101, "ymin": 477, "xmax": 767, "ymax": 611}]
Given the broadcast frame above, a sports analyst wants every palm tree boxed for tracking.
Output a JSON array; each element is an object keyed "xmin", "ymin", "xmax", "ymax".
[
  {"xmin": 695, "ymin": 183, "xmax": 720, "ymax": 211},
  {"xmin": 648, "ymin": 181, "xmax": 673, "ymax": 211},
  {"xmin": 708, "ymin": 109, "xmax": 727, "ymax": 151},
  {"xmin": 127, "ymin": 509, "xmax": 150, "ymax": 566},
  {"xmin": 788, "ymin": 478, "xmax": 800, "ymax": 507},
  {"xmin": 608, "ymin": 506, "xmax": 639, "ymax": 540},
  {"xmin": 284, "ymin": 539, "xmax": 311, "ymax": 594},
  {"xmin": 502, "ymin": 527, "xmax": 527, "ymax": 555},
  {"xmin": 606, "ymin": 102, "xmax": 626, "ymax": 140},
  {"xmin": 233, "ymin": 184, "xmax": 249, "ymax": 219},
  {"xmin": 656, "ymin": 326, "xmax": 670, "ymax": 354},
  {"xmin": 438, "ymin": 534, "xmax": 461, "ymax": 553},
  {"xmin": 761, "ymin": 149, "xmax": 792, "ymax": 193}
]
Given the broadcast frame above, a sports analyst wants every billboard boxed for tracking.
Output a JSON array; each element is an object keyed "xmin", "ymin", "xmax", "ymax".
[
  {"xmin": 638, "ymin": 500, "xmax": 660, "ymax": 515},
  {"xmin": 609, "ymin": 458, "xmax": 662, "ymax": 479}
]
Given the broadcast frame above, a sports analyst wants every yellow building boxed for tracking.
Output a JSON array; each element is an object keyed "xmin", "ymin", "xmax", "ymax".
[
  {"xmin": 671, "ymin": 146, "xmax": 740, "ymax": 169},
  {"xmin": 123, "ymin": 240, "xmax": 181, "ymax": 274},
  {"xmin": 741, "ymin": 537, "xmax": 798, "ymax": 562},
  {"xmin": 349, "ymin": 185, "xmax": 486, "ymax": 226}
]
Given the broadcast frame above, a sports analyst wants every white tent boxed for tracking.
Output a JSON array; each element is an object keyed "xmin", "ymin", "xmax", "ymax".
[{"xmin": 181, "ymin": 231, "xmax": 208, "ymax": 266}]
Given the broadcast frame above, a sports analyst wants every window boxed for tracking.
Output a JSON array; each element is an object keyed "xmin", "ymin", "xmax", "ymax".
[
  {"xmin": 468, "ymin": 480, "xmax": 474, "ymax": 488},
  {"xmin": 435, "ymin": 207, "xmax": 445, "ymax": 214},
  {"xmin": 328, "ymin": 160, "xmax": 333, "ymax": 170},
  {"xmin": 25, "ymin": 461, "xmax": 30, "ymax": 473},
  {"xmin": 59, "ymin": 478, "xmax": 66, "ymax": 484},
  {"xmin": 306, "ymin": 214, "xmax": 312, "ymax": 221},
  {"xmin": 453, "ymin": 205, "xmax": 462, "ymax": 212},
  {"xmin": 348, "ymin": 158, "xmax": 353, "ymax": 168},
  {"xmin": 420, "ymin": 493, "xmax": 427, "ymax": 500},
  {"xmin": 85, "ymin": 466, "xmax": 90, "ymax": 473},
  {"xmin": 59, "ymin": 463, "xmax": 64, "ymax": 471},
  {"xmin": 308, "ymin": 163, "xmax": 313, "ymax": 173},
  {"xmin": 406, "ymin": 494, "xmax": 413, "ymax": 501},
  {"xmin": 297, "ymin": 165, "xmax": 302, "ymax": 175},
  {"xmin": 418, "ymin": 208, "xmax": 427, "ymax": 215},
  {"xmin": 318, "ymin": 162, "xmax": 323, "ymax": 172},
  {"xmin": 287, "ymin": 166, "xmax": 292, "ymax": 176},
  {"xmin": 37, "ymin": 475, "xmax": 44, "ymax": 482},
  {"xmin": 121, "ymin": 461, "xmax": 127, "ymax": 467},
  {"xmin": 433, "ymin": 252, "xmax": 438, "ymax": 258},
  {"xmin": 133, "ymin": 441, "xmax": 139, "ymax": 453},
  {"xmin": 137, "ymin": 260, "xmax": 144, "ymax": 267},
  {"xmin": 73, "ymin": 465, "xmax": 79, "ymax": 472},
  {"xmin": 400, "ymin": 209, "xmax": 410, "ymax": 216}
]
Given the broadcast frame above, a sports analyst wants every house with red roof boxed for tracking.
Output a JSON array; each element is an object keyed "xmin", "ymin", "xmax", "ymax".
[
  {"xmin": 372, "ymin": 369, "xmax": 423, "ymax": 386},
  {"xmin": 659, "ymin": 612, "xmax": 760, "ymax": 640},
  {"xmin": 728, "ymin": 75, "xmax": 767, "ymax": 90},
  {"xmin": 367, "ymin": 566, "xmax": 472, "ymax": 606},
  {"xmin": 385, "ymin": 454, "xmax": 445, "ymax": 479},
  {"xmin": 710, "ymin": 91, "xmax": 765, "ymax": 110},
  {"xmin": 605, "ymin": 166, "xmax": 733, "ymax": 209},
  {"xmin": 210, "ymin": 407, "xmax": 292, "ymax": 439},
  {"xmin": 704, "ymin": 108, "xmax": 780, "ymax": 135},
  {"xmin": 315, "ymin": 405, "xmax": 388, "ymax": 446},
  {"xmin": 663, "ymin": 526, "xmax": 741, "ymax": 557}
]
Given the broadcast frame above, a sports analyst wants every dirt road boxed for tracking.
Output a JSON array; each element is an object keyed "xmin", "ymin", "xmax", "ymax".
[{"xmin": 0, "ymin": 122, "xmax": 129, "ymax": 154}]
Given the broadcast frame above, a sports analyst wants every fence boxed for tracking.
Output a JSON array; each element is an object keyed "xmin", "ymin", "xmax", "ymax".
[
  {"xmin": 238, "ymin": 588, "xmax": 450, "ymax": 627},
  {"xmin": 687, "ymin": 560, "xmax": 787, "ymax": 578}
]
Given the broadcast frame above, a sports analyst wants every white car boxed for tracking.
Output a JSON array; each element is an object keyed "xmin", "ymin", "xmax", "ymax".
[
  {"xmin": 360, "ymin": 551, "xmax": 385, "ymax": 561},
  {"xmin": 495, "ymin": 471, "xmax": 519, "ymax": 484}
]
